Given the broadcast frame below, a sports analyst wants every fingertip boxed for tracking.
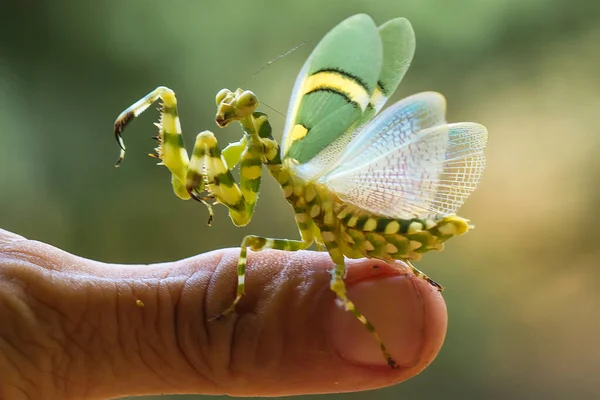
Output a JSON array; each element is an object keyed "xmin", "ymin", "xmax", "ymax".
[
  {"xmin": 411, "ymin": 271, "xmax": 448, "ymax": 370},
  {"xmin": 169, "ymin": 250, "xmax": 449, "ymax": 395},
  {"xmin": 328, "ymin": 258, "xmax": 447, "ymax": 382}
]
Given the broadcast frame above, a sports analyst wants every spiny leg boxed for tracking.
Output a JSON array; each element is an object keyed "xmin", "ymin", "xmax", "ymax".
[
  {"xmin": 112, "ymin": 87, "xmax": 273, "ymax": 226},
  {"xmin": 329, "ymin": 261, "xmax": 398, "ymax": 368},
  {"xmin": 212, "ymin": 236, "xmax": 312, "ymax": 320},
  {"xmin": 186, "ymin": 131, "xmax": 263, "ymax": 227},
  {"xmin": 405, "ymin": 260, "xmax": 443, "ymax": 291},
  {"xmin": 113, "ymin": 86, "xmax": 192, "ymax": 201},
  {"xmin": 326, "ymin": 250, "xmax": 398, "ymax": 368}
]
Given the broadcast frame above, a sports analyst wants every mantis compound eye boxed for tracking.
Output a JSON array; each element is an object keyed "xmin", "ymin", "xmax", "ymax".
[
  {"xmin": 215, "ymin": 88, "xmax": 232, "ymax": 106},
  {"xmin": 236, "ymin": 90, "xmax": 258, "ymax": 112}
]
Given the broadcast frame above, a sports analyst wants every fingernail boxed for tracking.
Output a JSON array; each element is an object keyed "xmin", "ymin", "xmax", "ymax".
[{"xmin": 329, "ymin": 274, "xmax": 425, "ymax": 367}]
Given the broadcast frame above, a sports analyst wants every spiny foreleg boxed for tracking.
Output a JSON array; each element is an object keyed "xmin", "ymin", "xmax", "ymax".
[
  {"xmin": 185, "ymin": 130, "xmax": 268, "ymax": 227},
  {"xmin": 113, "ymin": 86, "xmax": 191, "ymax": 200}
]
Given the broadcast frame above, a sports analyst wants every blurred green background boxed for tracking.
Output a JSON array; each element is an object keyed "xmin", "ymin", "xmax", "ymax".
[{"xmin": 2, "ymin": 0, "xmax": 599, "ymax": 399}]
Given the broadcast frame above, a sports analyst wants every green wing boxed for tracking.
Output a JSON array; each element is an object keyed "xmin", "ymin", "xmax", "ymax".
[
  {"xmin": 282, "ymin": 15, "xmax": 416, "ymax": 180},
  {"xmin": 281, "ymin": 14, "xmax": 382, "ymax": 165},
  {"xmin": 366, "ymin": 17, "xmax": 415, "ymax": 118}
]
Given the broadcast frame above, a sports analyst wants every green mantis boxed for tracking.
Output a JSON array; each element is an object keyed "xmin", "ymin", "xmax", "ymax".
[{"xmin": 113, "ymin": 14, "xmax": 487, "ymax": 368}]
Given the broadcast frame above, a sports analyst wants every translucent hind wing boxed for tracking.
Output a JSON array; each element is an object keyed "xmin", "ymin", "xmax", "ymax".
[
  {"xmin": 323, "ymin": 122, "xmax": 487, "ymax": 219},
  {"xmin": 300, "ymin": 92, "xmax": 446, "ymax": 180}
]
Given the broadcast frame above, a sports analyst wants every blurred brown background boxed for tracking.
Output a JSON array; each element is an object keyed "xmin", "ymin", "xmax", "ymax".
[{"xmin": 1, "ymin": 0, "xmax": 599, "ymax": 399}]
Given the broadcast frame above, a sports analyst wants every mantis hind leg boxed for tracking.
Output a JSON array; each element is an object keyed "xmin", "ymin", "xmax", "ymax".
[
  {"xmin": 329, "ymin": 260, "xmax": 398, "ymax": 368},
  {"xmin": 406, "ymin": 260, "xmax": 443, "ymax": 291},
  {"xmin": 212, "ymin": 236, "xmax": 312, "ymax": 320}
]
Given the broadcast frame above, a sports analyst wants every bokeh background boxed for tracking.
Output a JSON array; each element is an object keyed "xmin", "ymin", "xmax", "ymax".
[{"xmin": 2, "ymin": 0, "xmax": 599, "ymax": 399}]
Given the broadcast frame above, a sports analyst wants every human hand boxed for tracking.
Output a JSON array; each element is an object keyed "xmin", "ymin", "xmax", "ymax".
[{"xmin": 0, "ymin": 227, "xmax": 447, "ymax": 399}]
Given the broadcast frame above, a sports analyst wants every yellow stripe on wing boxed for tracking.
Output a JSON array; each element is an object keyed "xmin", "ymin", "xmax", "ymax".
[
  {"xmin": 303, "ymin": 70, "xmax": 371, "ymax": 112},
  {"xmin": 369, "ymin": 85, "xmax": 388, "ymax": 112},
  {"xmin": 289, "ymin": 124, "xmax": 309, "ymax": 143}
]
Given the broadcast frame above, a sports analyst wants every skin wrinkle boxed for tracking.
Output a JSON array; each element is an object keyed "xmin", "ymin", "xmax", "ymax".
[
  {"xmin": 170, "ymin": 275, "xmax": 187, "ymax": 369},
  {"xmin": 233, "ymin": 251, "xmax": 332, "ymax": 388},
  {"xmin": 0, "ymin": 264, "xmax": 54, "ymax": 398},
  {"xmin": 202, "ymin": 259, "xmax": 217, "ymax": 350},
  {"xmin": 253, "ymin": 262, "xmax": 288, "ymax": 372},
  {"xmin": 275, "ymin": 254, "xmax": 321, "ymax": 369},
  {"xmin": 229, "ymin": 314, "xmax": 259, "ymax": 386},
  {"xmin": 129, "ymin": 276, "xmax": 179, "ymax": 389},
  {"xmin": 312, "ymin": 282, "xmax": 338, "ymax": 363},
  {"xmin": 204, "ymin": 252, "xmax": 238, "ymax": 382},
  {"xmin": 132, "ymin": 279, "xmax": 161, "ymax": 361},
  {"xmin": 114, "ymin": 277, "xmax": 129, "ymax": 388},
  {"xmin": 0, "ymin": 336, "xmax": 37, "ymax": 390},
  {"xmin": 135, "ymin": 290, "xmax": 164, "ymax": 377},
  {"xmin": 113, "ymin": 284, "xmax": 142, "ymax": 389},
  {"xmin": 128, "ymin": 279, "xmax": 149, "ymax": 373},
  {"xmin": 228, "ymin": 308, "xmax": 244, "ymax": 381},
  {"xmin": 93, "ymin": 294, "xmax": 120, "ymax": 391},
  {"xmin": 180, "ymin": 254, "xmax": 215, "ymax": 382},
  {"xmin": 14, "ymin": 384, "xmax": 32, "ymax": 400},
  {"xmin": 150, "ymin": 280, "xmax": 180, "ymax": 387},
  {"xmin": 250, "ymin": 311, "xmax": 272, "ymax": 374},
  {"xmin": 215, "ymin": 251, "xmax": 288, "ymax": 389},
  {"xmin": 260, "ymin": 253, "xmax": 309, "ymax": 374},
  {"xmin": 162, "ymin": 276, "xmax": 188, "ymax": 369},
  {"xmin": 1, "ymin": 243, "xmax": 58, "ymax": 273},
  {"xmin": 132, "ymin": 268, "xmax": 199, "ymax": 387},
  {"xmin": 136, "ymin": 335, "xmax": 172, "ymax": 389},
  {"xmin": 176, "ymin": 271, "xmax": 216, "ymax": 385},
  {"xmin": 300, "ymin": 265, "xmax": 331, "ymax": 358},
  {"xmin": 279, "ymin": 262, "xmax": 307, "ymax": 367},
  {"xmin": 236, "ymin": 287, "xmax": 273, "ymax": 376},
  {"xmin": 145, "ymin": 280, "xmax": 166, "ymax": 375},
  {"xmin": 20, "ymin": 284, "xmax": 62, "ymax": 363},
  {"xmin": 173, "ymin": 268, "xmax": 213, "ymax": 383},
  {"xmin": 45, "ymin": 320, "xmax": 74, "ymax": 397},
  {"xmin": 0, "ymin": 231, "xmax": 26, "ymax": 245},
  {"xmin": 42, "ymin": 291, "xmax": 89, "ymax": 379},
  {"xmin": 120, "ymin": 273, "xmax": 175, "ymax": 391},
  {"xmin": 128, "ymin": 277, "xmax": 177, "ymax": 385},
  {"xmin": 34, "ymin": 273, "xmax": 98, "ymax": 397},
  {"xmin": 232, "ymin": 257, "xmax": 269, "ymax": 375}
]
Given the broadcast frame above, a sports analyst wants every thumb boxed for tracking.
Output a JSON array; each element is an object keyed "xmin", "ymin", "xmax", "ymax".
[
  {"xmin": 0, "ymin": 228, "xmax": 446, "ymax": 399},
  {"xmin": 201, "ymin": 249, "xmax": 447, "ymax": 395}
]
